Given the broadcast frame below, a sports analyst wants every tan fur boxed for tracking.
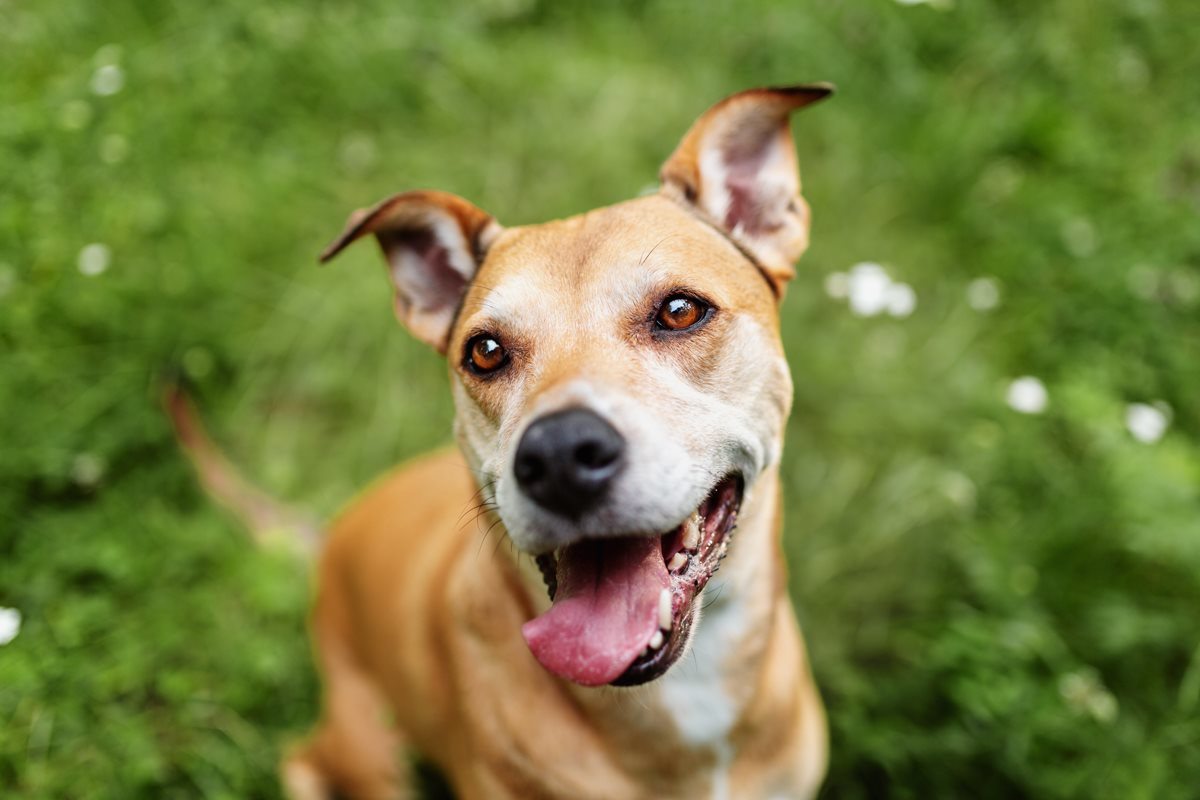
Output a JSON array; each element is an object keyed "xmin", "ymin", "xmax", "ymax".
[
  {"xmin": 286, "ymin": 449, "xmax": 825, "ymax": 799},
  {"xmin": 177, "ymin": 85, "xmax": 835, "ymax": 799}
]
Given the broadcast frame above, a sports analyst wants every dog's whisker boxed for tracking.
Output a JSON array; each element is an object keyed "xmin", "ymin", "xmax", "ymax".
[
  {"xmin": 475, "ymin": 515, "xmax": 510, "ymax": 560},
  {"xmin": 463, "ymin": 504, "xmax": 497, "ymax": 531},
  {"xmin": 490, "ymin": 522, "xmax": 514, "ymax": 559},
  {"xmin": 456, "ymin": 480, "xmax": 498, "ymax": 526},
  {"xmin": 638, "ymin": 234, "xmax": 678, "ymax": 266},
  {"xmin": 701, "ymin": 584, "xmax": 725, "ymax": 612}
]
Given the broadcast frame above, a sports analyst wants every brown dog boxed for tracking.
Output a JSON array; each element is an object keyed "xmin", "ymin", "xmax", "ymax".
[{"xmin": 175, "ymin": 83, "xmax": 832, "ymax": 799}]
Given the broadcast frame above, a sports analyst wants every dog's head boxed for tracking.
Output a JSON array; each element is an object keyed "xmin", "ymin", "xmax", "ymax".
[{"xmin": 322, "ymin": 85, "xmax": 831, "ymax": 687}]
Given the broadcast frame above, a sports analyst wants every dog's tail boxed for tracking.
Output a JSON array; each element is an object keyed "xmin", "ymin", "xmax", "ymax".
[{"xmin": 164, "ymin": 381, "xmax": 322, "ymax": 558}]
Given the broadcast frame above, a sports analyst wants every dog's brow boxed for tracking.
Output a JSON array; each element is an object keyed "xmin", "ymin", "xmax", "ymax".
[{"xmin": 459, "ymin": 273, "xmax": 545, "ymax": 332}]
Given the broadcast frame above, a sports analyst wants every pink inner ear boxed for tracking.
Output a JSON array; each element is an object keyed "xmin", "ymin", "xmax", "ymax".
[
  {"xmin": 720, "ymin": 134, "xmax": 779, "ymax": 236},
  {"xmin": 380, "ymin": 227, "xmax": 468, "ymax": 314}
]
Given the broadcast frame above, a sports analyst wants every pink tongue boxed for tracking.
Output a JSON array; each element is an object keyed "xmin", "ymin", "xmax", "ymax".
[{"xmin": 522, "ymin": 536, "xmax": 668, "ymax": 686}]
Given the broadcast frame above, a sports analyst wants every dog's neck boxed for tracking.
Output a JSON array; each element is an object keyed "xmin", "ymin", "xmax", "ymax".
[
  {"xmin": 652, "ymin": 466, "xmax": 785, "ymax": 742},
  {"xmin": 506, "ymin": 466, "xmax": 788, "ymax": 771}
]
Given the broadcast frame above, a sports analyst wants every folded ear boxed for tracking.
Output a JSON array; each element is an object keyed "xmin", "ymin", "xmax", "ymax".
[
  {"xmin": 320, "ymin": 190, "xmax": 503, "ymax": 353},
  {"xmin": 659, "ymin": 83, "xmax": 833, "ymax": 294}
]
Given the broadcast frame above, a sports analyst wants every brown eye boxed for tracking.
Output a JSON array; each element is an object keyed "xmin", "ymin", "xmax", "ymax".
[
  {"xmin": 465, "ymin": 334, "xmax": 508, "ymax": 375},
  {"xmin": 655, "ymin": 295, "xmax": 709, "ymax": 332}
]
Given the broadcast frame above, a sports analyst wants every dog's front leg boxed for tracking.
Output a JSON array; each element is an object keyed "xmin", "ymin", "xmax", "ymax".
[{"xmin": 281, "ymin": 587, "xmax": 411, "ymax": 800}]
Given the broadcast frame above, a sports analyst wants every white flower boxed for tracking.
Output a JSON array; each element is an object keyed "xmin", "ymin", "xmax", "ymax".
[
  {"xmin": 885, "ymin": 282, "xmax": 917, "ymax": 317},
  {"xmin": 1116, "ymin": 49, "xmax": 1150, "ymax": 90},
  {"xmin": 1125, "ymin": 402, "xmax": 1170, "ymax": 443},
  {"xmin": 77, "ymin": 243, "xmax": 111, "ymax": 276},
  {"xmin": 939, "ymin": 471, "xmax": 976, "ymax": 509},
  {"xmin": 1126, "ymin": 264, "xmax": 1159, "ymax": 300},
  {"xmin": 71, "ymin": 452, "xmax": 106, "ymax": 488},
  {"xmin": 966, "ymin": 277, "xmax": 1001, "ymax": 311},
  {"xmin": 338, "ymin": 132, "xmax": 378, "ymax": 174},
  {"xmin": 834, "ymin": 262, "xmax": 917, "ymax": 319},
  {"xmin": 0, "ymin": 608, "xmax": 20, "ymax": 646},
  {"xmin": 1061, "ymin": 217, "xmax": 1097, "ymax": 258},
  {"xmin": 977, "ymin": 160, "xmax": 1023, "ymax": 200},
  {"xmin": 847, "ymin": 262, "xmax": 892, "ymax": 317},
  {"xmin": 823, "ymin": 271, "xmax": 848, "ymax": 299},
  {"xmin": 1059, "ymin": 669, "xmax": 1119, "ymax": 724},
  {"xmin": 91, "ymin": 64, "xmax": 125, "ymax": 96},
  {"xmin": 182, "ymin": 346, "xmax": 216, "ymax": 379},
  {"xmin": 1006, "ymin": 376, "xmax": 1048, "ymax": 414},
  {"xmin": 1168, "ymin": 269, "xmax": 1200, "ymax": 307}
]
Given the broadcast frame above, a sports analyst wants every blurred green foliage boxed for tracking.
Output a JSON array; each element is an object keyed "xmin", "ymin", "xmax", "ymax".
[{"xmin": 3, "ymin": 0, "xmax": 1200, "ymax": 797}]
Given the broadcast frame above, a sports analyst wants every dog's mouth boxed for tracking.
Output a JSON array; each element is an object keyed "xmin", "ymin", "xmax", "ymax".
[{"xmin": 521, "ymin": 474, "xmax": 743, "ymax": 687}]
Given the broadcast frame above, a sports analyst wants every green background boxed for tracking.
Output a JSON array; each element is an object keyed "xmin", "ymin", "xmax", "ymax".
[{"xmin": 3, "ymin": 0, "xmax": 1200, "ymax": 797}]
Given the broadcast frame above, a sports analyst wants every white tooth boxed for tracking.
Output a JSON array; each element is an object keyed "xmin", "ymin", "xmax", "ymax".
[
  {"xmin": 682, "ymin": 514, "xmax": 701, "ymax": 551},
  {"xmin": 649, "ymin": 630, "xmax": 664, "ymax": 650},
  {"xmin": 658, "ymin": 588, "xmax": 673, "ymax": 631},
  {"xmin": 667, "ymin": 552, "xmax": 687, "ymax": 572}
]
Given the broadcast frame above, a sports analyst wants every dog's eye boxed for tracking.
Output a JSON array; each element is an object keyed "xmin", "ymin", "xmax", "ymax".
[
  {"xmin": 465, "ymin": 334, "xmax": 509, "ymax": 375},
  {"xmin": 655, "ymin": 295, "xmax": 709, "ymax": 332}
]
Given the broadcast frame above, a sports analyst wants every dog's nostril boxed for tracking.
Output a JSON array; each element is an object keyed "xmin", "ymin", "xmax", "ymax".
[
  {"xmin": 574, "ymin": 441, "xmax": 613, "ymax": 470},
  {"xmin": 515, "ymin": 453, "xmax": 546, "ymax": 484}
]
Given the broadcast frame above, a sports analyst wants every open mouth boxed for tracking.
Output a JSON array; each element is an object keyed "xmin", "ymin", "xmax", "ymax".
[{"xmin": 521, "ymin": 474, "xmax": 743, "ymax": 687}]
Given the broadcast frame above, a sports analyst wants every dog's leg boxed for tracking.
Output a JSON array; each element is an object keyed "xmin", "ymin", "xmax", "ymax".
[
  {"xmin": 282, "ymin": 590, "xmax": 410, "ymax": 800},
  {"xmin": 281, "ymin": 656, "xmax": 409, "ymax": 800}
]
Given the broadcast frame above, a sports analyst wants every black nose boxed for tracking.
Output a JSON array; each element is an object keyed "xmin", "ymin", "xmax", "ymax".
[{"xmin": 513, "ymin": 408, "xmax": 625, "ymax": 518}]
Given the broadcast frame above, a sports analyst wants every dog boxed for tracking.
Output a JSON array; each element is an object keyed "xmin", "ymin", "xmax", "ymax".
[{"xmin": 172, "ymin": 83, "xmax": 833, "ymax": 800}]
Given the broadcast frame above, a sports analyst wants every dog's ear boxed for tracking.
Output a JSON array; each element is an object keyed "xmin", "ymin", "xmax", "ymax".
[
  {"xmin": 660, "ymin": 84, "xmax": 833, "ymax": 294},
  {"xmin": 320, "ymin": 190, "xmax": 503, "ymax": 353}
]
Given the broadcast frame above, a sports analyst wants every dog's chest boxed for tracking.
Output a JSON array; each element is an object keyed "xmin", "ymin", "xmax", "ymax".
[{"xmin": 656, "ymin": 582, "xmax": 750, "ymax": 800}]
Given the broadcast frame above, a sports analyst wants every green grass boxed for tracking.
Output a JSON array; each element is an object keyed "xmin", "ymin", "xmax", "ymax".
[{"xmin": 3, "ymin": 0, "xmax": 1200, "ymax": 797}]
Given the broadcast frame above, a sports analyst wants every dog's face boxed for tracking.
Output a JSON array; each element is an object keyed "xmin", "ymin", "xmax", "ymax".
[
  {"xmin": 452, "ymin": 195, "xmax": 794, "ymax": 552},
  {"xmin": 322, "ymin": 84, "xmax": 831, "ymax": 687}
]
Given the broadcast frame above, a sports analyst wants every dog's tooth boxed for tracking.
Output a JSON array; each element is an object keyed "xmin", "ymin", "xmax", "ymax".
[
  {"xmin": 658, "ymin": 588, "xmax": 673, "ymax": 631},
  {"xmin": 649, "ymin": 630, "xmax": 664, "ymax": 650},
  {"xmin": 682, "ymin": 515, "xmax": 701, "ymax": 551},
  {"xmin": 667, "ymin": 552, "xmax": 687, "ymax": 572}
]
